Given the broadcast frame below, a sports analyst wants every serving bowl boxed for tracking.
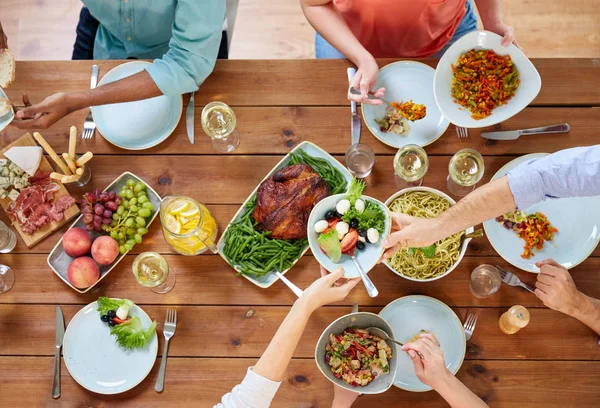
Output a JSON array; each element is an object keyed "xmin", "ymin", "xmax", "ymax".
[
  {"xmin": 315, "ymin": 308, "xmax": 398, "ymax": 395},
  {"xmin": 307, "ymin": 193, "xmax": 391, "ymax": 279},
  {"xmin": 383, "ymin": 187, "xmax": 473, "ymax": 282},
  {"xmin": 433, "ymin": 30, "xmax": 541, "ymax": 128}
]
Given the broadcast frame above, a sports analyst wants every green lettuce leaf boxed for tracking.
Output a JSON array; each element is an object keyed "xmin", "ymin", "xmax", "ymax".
[
  {"xmin": 110, "ymin": 316, "xmax": 157, "ymax": 350},
  {"xmin": 97, "ymin": 297, "xmax": 132, "ymax": 316},
  {"xmin": 345, "ymin": 178, "xmax": 365, "ymax": 205}
]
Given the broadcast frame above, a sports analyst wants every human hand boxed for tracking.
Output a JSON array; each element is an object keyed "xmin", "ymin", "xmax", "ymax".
[
  {"xmin": 0, "ymin": 22, "xmax": 8, "ymax": 51},
  {"xmin": 12, "ymin": 92, "xmax": 77, "ymax": 130},
  {"xmin": 348, "ymin": 55, "xmax": 385, "ymax": 106},
  {"xmin": 401, "ymin": 332, "xmax": 451, "ymax": 390},
  {"xmin": 331, "ymin": 383, "xmax": 360, "ymax": 408},
  {"xmin": 534, "ymin": 259, "xmax": 583, "ymax": 316},
  {"xmin": 379, "ymin": 213, "xmax": 440, "ymax": 260},
  {"xmin": 299, "ymin": 267, "xmax": 360, "ymax": 313},
  {"xmin": 486, "ymin": 21, "xmax": 520, "ymax": 48}
]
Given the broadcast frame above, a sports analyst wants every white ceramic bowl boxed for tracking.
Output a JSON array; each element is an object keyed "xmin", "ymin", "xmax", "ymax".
[
  {"xmin": 307, "ymin": 194, "xmax": 391, "ymax": 279},
  {"xmin": 434, "ymin": 30, "xmax": 541, "ymax": 128},
  {"xmin": 383, "ymin": 187, "xmax": 473, "ymax": 282}
]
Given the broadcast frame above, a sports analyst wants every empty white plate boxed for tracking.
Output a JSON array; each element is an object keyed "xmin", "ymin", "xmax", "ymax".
[
  {"xmin": 63, "ymin": 300, "xmax": 158, "ymax": 394},
  {"xmin": 362, "ymin": 61, "xmax": 450, "ymax": 148},
  {"xmin": 91, "ymin": 61, "xmax": 183, "ymax": 150}
]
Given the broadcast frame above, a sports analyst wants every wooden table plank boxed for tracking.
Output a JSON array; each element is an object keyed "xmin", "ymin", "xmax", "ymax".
[
  {"xmin": 1, "ymin": 107, "xmax": 597, "ymax": 156},
  {"xmin": 0, "ymin": 357, "xmax": 598, "ymax": 407},
  {"xmin": 2, "ymin": 305, "xmax": 598, "ymax": 360},
  {"xmin": 3, "ymin": 254, "xmax": 600, "ymax": 308},
  {"xmin": 5, "ymin": 59, "xmax": 600, "ymax": 108}
]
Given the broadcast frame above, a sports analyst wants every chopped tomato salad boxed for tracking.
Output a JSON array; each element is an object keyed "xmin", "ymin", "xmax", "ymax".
[
  {"xmin": 390, "ymin": 101, "xmax": 427, "ymax": 121},
  {"xmin": 496, "ymin": 211, "xmax": 558, "ymax": 259},
  {"xmin": 451, "ymin": 49, "xmax": 520, "ymax": 120}
]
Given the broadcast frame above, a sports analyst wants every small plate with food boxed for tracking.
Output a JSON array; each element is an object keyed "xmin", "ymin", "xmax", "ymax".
[
  {"xmin": 218, "ymin": 141, "xmax": 353, "ymax": 288},
  {"xmin": 434, "ymin": 30, "xmax": 541, "ymax": 128},
  {"xmin": 315, "ymin": 307, "xmax": 398, "ymax": 394},
  {"xmin": 361, "ymin": 61, "xmax": 450, "ymax": 148},
  {"xmin": 63, "ymin": 297, "xmax": 158, "ymax": 394},
  {"xmin": 308, "ymin": 179, "xmax": 391, "ymax": 279},
  {"xmin": 379, "ymin": 295, "xmax": 465, "ymax": 392},
  {"xmin": 483, "ymin": 153, "xmax": 600, "ymax": 272},
  {"xmin": 383, "ymin": 187, "xmax": 474, "ymax": 282},
  {"xmin": 0, "ymin": 87, "xmax": 14, "ymax": 132}
]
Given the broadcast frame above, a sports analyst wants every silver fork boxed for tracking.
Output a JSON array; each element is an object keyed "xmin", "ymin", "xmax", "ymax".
[
  {"xmin": 155, "ymin": 309, "xmax": 177, "ymax": 393},
  {"xmin": 463, "ymin": 313, "xmax": 477, "ymax": 341},
  {"xmin": 456, "ymin": 126, "xmax": 468, "ymax": 138},
  {"xmin": 82, "ymin": 65, "xmax": 99, "ymax": 140},
  {"xmin": 497, "ymin": 265, "xmax": 535, "ymax": 294}
]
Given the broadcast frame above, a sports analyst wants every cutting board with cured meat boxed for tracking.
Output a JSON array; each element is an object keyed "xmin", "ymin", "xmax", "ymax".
[{"xmin": 0, "ymin": 133, "xmax": 79, "ymax": 247}]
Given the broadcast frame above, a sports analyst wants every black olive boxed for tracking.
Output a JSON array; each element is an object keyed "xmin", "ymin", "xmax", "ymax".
[
  {"xmin": 108, "ymin": 319, "xmax": 116, "ymax": 327},
  {"xmin": 349, "ymin": 219, "xmax": 359, "ymax": 229},
  {"xmin": 325, "ymin": 210, "xmax": 336, "ymax": 220},
  {"xmin": 100, "ymin": 314, "xmax": 109, "ymax": 322},
  {"xmin": 356, "ymin": 241, "xmax": 366, "ymax": 251},
  {"xmin": 358, "ymin": 229, "xmax": 367, "ymax": 238},
  {"xmin": 107, "ymin": 310, "xmax": 117, "ymax": 318}
]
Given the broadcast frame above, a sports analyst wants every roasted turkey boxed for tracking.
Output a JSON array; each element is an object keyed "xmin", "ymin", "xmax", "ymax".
[{"xmin": 253, "ymin": 164, "xmax": 329, "ymax": 240}]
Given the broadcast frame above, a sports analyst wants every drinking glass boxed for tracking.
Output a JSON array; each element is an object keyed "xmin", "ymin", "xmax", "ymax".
[
  {"xmin": 345, "ymin": 143, "xmax": 375, "ymax": 178},
  {"xmin": 394, "ymin": 144, "xmax": 429, "ymax": 188},
  {"xmin": 132, "ymin": 252, "xmax": 175, "ymax": 294},
  {"xmin": 470, "ymin": 264, "xmax": 501, "ymax": 298},
  {"xmin": 447, "ymin": 148, "xmax": 484, "ymax": 197},
  {"xmin": 0, "ymin": 221, "xmax": 17, "ymax": 253},
  {"xmin": 0, "ymin": 265, "xmax": 15, "ymax": 294},
  {"xmin": 74, "ymin": 162, "xmax": 92, "ymax": 187},
  {"xmin": 201, "ymin": 101, "xmax": 240, "ymax": 153}
]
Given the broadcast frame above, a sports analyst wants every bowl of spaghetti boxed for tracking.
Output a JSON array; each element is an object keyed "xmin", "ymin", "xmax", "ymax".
[{"xmin": 383, "ymin": 187, "xmax": 474, "ymax": 282}]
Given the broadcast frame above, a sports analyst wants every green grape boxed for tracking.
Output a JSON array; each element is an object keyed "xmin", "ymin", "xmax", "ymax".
[
  {"xmin": 123, "ymin": 201, "xmax": 130, "ymax": 209},
  {"xmin": 137, "ymin": 195, "xmax": 148, "ymax": 204},
  {"xmin": 125, "ymin": 190, "xmax": 134, "ymax": 199},
  {"xmin": 112, "ymin": 213, "xmax": 119, "ymax": 220},
  {"xmin": 118, "ymin": 232, "xmax": 125, "ymax": 240},
  {"xmin": 126, "ymin": 179, "xmax": 136, "ymax": 187},
  {"xmin": 142, "ymin": 202, "xmax": 154, "ymax": 210},
  {"xmin": 126, "ymin": 227, "xmax": 136, "ymax": 235},
  {"xmin": 110, "ymin": 230, "xmax": 118, "ymax": 239},
  {"xmin": 135, "ymin": 217, "xmax": 146, "ymax": 227},
  {"xmin": 134, "ymin": 182, "xmax": 146, "ymax": 192},
  {"xmin": 134, "ymin": 234, "xmax": 143, "ymax": 244},
  {"xmin": 130, "ymin": 205, "xmax": 139, "ymax": 213},
  {"xmin": 117, "ymin": 191, "xmax": 126, "ymax": 198},
  {"xmin": 137, "ymin": 227, "xmax": 148, "ymax": 235},
  {"xmin": 125, "ymin": 217, "xmax": 135, "ymax": 228},
  {"xmin": 129, "ymin": 197, "xmax": 137, "ymax": 205},
  {"xmin": 126, "ymin": 239, "xmax": 136, "ymax": 246},
  {"xmin": 101, "ymin": 224, "xmax": 109, "ymax": 231},
  {"xmin": 119, "ymin": 245, "xmax": 127, "ymax": 254},
  {"xmin": 138, "ymin": 208, "xmax": 151, "ymax": 218},
  {"xmin": 110, "ymin": 220, "xmax": 118, "ymax": 227},
  {"xmin": 124, "ymin": 243, "xmax": 133, "ymax": 251},
  {"xmin": 119, "ymin": 238, "xmax": 126, "ymax": 245},
  {"xmin": 136, "ymin": 191, "xmax": 146, "ymax": 198},
  {"xmin": 116, "ymin": 206, "xmax": 125, "ymax": 215}
]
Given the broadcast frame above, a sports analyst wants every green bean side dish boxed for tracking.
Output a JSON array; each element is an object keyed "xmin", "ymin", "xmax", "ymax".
[{"xmin": 222, "ymin": 150, "xmax": 347, "ymax": 277}]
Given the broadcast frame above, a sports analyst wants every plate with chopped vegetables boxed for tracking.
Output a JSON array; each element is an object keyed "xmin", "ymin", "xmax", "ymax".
[
  {"xmin": 484, "ymin": 154, "xmax": 600, "ymax": 272},
  {"xmin": 63, "ymin": 297, "xmax": 158, "ymax": 394},
  {"xmin": 434, "ymin": 30, "xmax": 541, "ymax": 128},
  {"xmin": 362, "ymin": 61, "xmax": 450, "ymax": 148}
]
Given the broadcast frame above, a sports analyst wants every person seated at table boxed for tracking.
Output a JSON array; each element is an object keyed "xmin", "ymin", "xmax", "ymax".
[
  {"xmin": 0, "ymin": 0, "xmax": 225, "ymax": 130},
  {"xmin": 300, "ymin": 0, "xmax": 518, "ymax": 105},
  {"xmin": 381, "ymin": 145, "xmax": 600, "ymax": 336}
]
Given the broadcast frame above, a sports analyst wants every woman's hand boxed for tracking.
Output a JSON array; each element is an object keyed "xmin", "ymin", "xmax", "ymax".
[
  {"xmin": 348, "ymin": 55, "xmax": 385, "ymax": 106},
  {"xmin": 380, "ymin": 213, "xmax": 441, "ymax": 260},
  {"xmin": 401, "ymin": 332, "xmax": 452, "ymax": 391},
  {"xmin": 12, "ymin": 92, "xmax": 78, "ymax": 130},
  {"xmin": 300, "ymin": 267, "xmax": 360, "ymax": 313},
  {"xmin": 486, "ymin": 21, "xmax": 520, "ymax": 48}
]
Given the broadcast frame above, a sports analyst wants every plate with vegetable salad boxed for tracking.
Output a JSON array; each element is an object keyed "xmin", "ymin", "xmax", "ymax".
[
  {"xmin": 63, "ymin": 297, "xmax": 158, "ymax": 394},
  {"xmin": 483, "ymin": 153, "xmax": 600, "ymax": 272},
  {"xmin": 434, "ymin": 30, "xmax": 541, "ymax": 128},
  {"xmin": 217, "ymin": 141, "xmax": 353, "ymax": 288}
]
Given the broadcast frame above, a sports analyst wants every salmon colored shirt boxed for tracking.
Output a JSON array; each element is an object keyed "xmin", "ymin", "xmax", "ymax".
[{"xmin": 333, "ymin": 0, "xmax": 467, "ymax": 58}]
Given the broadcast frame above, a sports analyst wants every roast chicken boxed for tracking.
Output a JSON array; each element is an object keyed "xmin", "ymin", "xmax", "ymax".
[{"xmin": 253, "ymin": 164, "xmax": 329, "ymax": 240}]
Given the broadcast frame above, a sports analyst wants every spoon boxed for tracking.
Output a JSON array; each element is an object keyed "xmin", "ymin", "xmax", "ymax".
[
  {"xmin": 275, "ymin": 271, "xmax": 303, "ymax": 298},
  {"xmin": 349, "ymin": 87, "xmax": 393, "ymax": 106},
  {"xmin": 367, "ymin": 327, "xmax": 425, "ymax": 359},
  {"xmin": 350, "ymin": 255, "xmax": 379, "ymax": 298}
]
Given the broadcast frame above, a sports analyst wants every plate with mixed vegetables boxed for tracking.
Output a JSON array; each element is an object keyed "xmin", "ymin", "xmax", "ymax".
[
  {"xmin": 434, "ymin": 30, "xmax": 541, "ymax": 128},
  {"xmin": 362, "ymin": 61, "xmax": 449, "ymax": 148},
  {"xmin": 308, "ymin": 179, "xmax": 391, "ymax": 278},
  {"xmin": 483, "ymin": 153, "xmax": 600, "ymax": 272},
  {"xmin": 63, "ymin": 297, "xmax": 158, "ymax": 394}
]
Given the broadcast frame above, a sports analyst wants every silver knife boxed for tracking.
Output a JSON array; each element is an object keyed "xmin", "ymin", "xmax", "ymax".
[
  {"xmin": 186, "ymin": 92, "xmax": 195, "ymax": 144},
  {"xmin": 481, "ymin": 123, "xmax": 570, "ymax": 140},
  {"xmin": 347, "ymin": 67, "xmax": 360, "ymax": 146},
  {"xmin": 52, "ymin": 306, "xmax": 65, "ymax": 399}
]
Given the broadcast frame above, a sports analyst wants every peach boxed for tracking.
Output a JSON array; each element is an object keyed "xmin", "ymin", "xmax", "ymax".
[
  {"xmin": 67, "ymin": 257, "xmax": 100, "ymax": 289},
  {"xmin": 92, "ymin": 236, "xmax": 119, "ymax": 265},
  {"xmin": 62, "ymin": 227, "xmax": 93, "ymax": 258}
]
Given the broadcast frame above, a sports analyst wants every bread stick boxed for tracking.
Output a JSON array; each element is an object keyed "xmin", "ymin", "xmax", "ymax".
[
  {"xmin": 62, "ymin": 153, "xmax": 78, "ymax": 174},
  {"xmin": 33, "ymin": 132, "xmax": 72, "ymax": 175},
  {"xmin": 76, "ymin": 167, "xmax": 84, "ymax": 176},
  {"xmin": 61, "ymin": 174, "xmax": 81, "ymax": 184},
  {"xmin": 75, "ymin": 151, "xmax": 93, "ymax": 167},
  {"xmin": 50, "ymin": 172, "xmax": 65, "ymax": 182},
  {"xmin": 68, "ymin": 126, "xmax": 77, "ymax": 160}
]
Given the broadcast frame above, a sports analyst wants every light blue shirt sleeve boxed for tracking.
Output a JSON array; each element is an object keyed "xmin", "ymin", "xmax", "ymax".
[
  {"xmin": 507, "ymin": 145, "xmax": 600, "ymax": 210},
  {"xmin": 145, "ymin": 0, "xmax": 225, "ymax": 96}
]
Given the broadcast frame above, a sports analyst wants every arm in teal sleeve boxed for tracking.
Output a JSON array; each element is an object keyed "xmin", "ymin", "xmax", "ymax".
[{"xmin": 145, "ymin": 0, "xmax": 225, "ymax": 96}]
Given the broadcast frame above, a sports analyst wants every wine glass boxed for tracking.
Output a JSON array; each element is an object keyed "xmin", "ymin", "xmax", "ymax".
[
  {"xmin": 132, "ymin": 252, "xmax": 175, "ymax": 294},
  {"xmin": 447, "ymin": 148, "xmax": 485, "ymax": 196},
  {"xmin": 201, "ymin": 102, "xmax": 240, "ymax": 153},
  {"xmin": 0, "ymin": 265, "xmax": 15, "ymax": 294},
  {"xmin": 393, "ymin": 144, "xmax": 429, "ymax": 188}
]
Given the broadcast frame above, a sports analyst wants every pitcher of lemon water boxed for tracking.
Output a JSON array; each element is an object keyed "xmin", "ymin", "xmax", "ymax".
[{"xmin": 160, "ymin": 196, "xmax": 218, "ymax": 255}]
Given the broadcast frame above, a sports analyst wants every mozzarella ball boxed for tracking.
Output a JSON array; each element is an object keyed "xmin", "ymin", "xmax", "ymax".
[
  {"xmin": 336, "ymin": 199, "xmax": 351, "ymax": 215},
  {"xmin": 354, "ymin": 199, "xmax": 365, "ymax": 213},
  {"xmin": 314, "ymin": 220, "xmax": 329, "ymax": 233},
  {"xmin": 367, "ymin": 228, "xmax": 380, "ymax": 244},
  {"xmin": 336, "ymin": 221, "xmax": 349, "ymax": 239}
]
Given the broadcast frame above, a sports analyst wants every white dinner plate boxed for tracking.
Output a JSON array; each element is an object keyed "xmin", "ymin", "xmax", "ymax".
[
  {"xmin": 0, "ymin": 87, "xmax": 14, "ymax": 132},
  {"xmin": 362, "ymin": 61, "xmax": 450, "ymax": 148},
  {"xmin": 483, "ymin": 154, "xmax": 600, "ymax": 272},
  {"xmin": 434, "ymin": 30, "xmax": 541, "ymax": 128},
  {"xmin": 379, "ymin": 295, "xmax": 466, "ymax": 392},
  {"xmin": 63, "ymin": 300, "xmax": 158, "ymax": 394},
  {"xmin": 91, "ymin": 61, "xmax": 183, "ymax": 150}
]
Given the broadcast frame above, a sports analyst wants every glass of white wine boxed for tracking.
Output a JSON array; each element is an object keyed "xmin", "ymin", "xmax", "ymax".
[
  {"xmin": 132, "ymin": 252, "xmax": 175, "ymax": 294},
  {"xmin": 447, "ymin": 148, "xmax": 485, "ymax": 196},
  {"xmin": 393, "ymin": 144, "xmax": 429, "ymax": 188},
  {"xmin": 201, "ymin": 101, "xmax": 240, "ymax": 153}
]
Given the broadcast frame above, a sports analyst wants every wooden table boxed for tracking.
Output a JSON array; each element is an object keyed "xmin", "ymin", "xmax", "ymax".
[{"xmin": 1, "ymin": 59, "xmax": 599, "ymax": 407}]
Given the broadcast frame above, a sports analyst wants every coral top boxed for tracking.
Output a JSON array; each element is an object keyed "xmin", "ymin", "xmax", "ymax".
[{"xmin": 333, "ymin": 0, "xmax": 467, "ymax": 58}]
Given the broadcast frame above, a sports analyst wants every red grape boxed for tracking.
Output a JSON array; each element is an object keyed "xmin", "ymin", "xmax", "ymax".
[
  {"xmin": 83, "ymin": 214, "xmax": 94, "ymax": 224},
  {"xmin": 99, "ymin": 193, "xmax": 110, "ymax": 203},
  {"xmin": 108, "ymin": 191, "xmax": 117, "ymax": 201},
  {"xmin": 102, "ymin": 209, "xmax": 112, "ymax": 218},
  {"xmin": 102, "ymin": 217, "xmax": 112, "ymax": 225},
  {"xmin": 115, "ymin": 197, "xmax": 123, "ymax": 205},
  {"xmin": 94, "ymin": 188, "xmax": 102, "ymax": 197},
  {"xmin": 105, "ymin": 201, "xmax": 118, "ymax": 211},
  {"xmin": 85, "ymin": 224, "xmax": 94, "ymax": 231},
  {"xmin": 83, "ymin": 192, "xmax": 95, "ymax": 203},
  {"xmin": 94, "ymin": 204, "xmax": 105, "ymax": 215}
]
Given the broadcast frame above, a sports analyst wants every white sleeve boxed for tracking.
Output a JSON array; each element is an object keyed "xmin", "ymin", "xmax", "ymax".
[{"xmin": 214, "ymin": 367, "xmax": 282, "ymax": 408}]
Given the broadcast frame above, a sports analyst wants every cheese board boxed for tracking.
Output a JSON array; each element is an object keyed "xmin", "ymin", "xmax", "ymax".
[{"xmin": 0, "ymin": 133, "xmax": 80, "ymax": 247}]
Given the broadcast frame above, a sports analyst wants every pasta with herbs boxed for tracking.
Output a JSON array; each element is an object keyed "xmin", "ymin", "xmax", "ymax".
[{"xmin": 386, "ymin": 191, "xmax": 464, "ymax": 280}]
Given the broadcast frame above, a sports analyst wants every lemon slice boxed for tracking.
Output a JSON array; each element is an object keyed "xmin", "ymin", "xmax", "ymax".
[
  {"xmin": 164, "ymin": 213, "xmax": 182, "ymax": 234},
  {"xmin": 168, "ymin": 201, "xmax": 190, "ymax": 215},
  {"xmin": 180, "ymin": 206, "xmax": 200, "ymax": 219}
]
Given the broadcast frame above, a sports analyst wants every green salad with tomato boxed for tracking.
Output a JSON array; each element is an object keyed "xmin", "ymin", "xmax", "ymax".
[{"xmin": 97, "ymin": 297, "xmax": 157, "ymax": 350}]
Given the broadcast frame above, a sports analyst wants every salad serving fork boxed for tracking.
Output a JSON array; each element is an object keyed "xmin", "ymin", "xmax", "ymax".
[
  {"xmin": 496, "ymin": 265, "xmax": 535, "ymax": 294},
  {"xmin": 155, "ymin": 308, "xmax": 177, "ymax": 393},
  {"xmin": 275, "ymin": 271, "xmax": 303, "ymax": 298},
  {"xmin": 463, "ymin": 313, "xmax": 477, "ymax": 341},
  {"xmin": 82, "ymin": 65, "xmax": 99, "ymax": 140}
]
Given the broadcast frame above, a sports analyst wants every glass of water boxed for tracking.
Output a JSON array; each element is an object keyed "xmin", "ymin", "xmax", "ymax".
[
  {"xmin": 345, "ymin": 143, "xmax": 375, "ymax": 178},
  {"xmin": 0, "ymin": 221, "xmax": 16, "ymax": 253},
  {"xmin": 447, "ymin": 148, "xmax": 485, "ymax": 197},
  {"xmin": 470, "ymin": 264, "xmax": 502, "ymax": 298},
  {"xmin": 0, "ymin": 265, "xmax": 15, "ymax": 294},
  {"xmin": 394, "ymin": 144, "xmax": 429, "ymax": 188}
]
